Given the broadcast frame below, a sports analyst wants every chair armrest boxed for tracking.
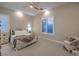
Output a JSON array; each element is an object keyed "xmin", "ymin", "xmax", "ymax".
[{"xmin": 64, "ymin": 40, "xmax": 72, "ymax": 45}]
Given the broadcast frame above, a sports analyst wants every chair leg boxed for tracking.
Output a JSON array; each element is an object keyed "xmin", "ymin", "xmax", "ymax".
[
  {"xmin": 63, "ymin": 45, "xmax": 73, "ymax": 53},
  {"xmin": 63, "ymin": 45, "xmax": 69, "ymax": 52}
]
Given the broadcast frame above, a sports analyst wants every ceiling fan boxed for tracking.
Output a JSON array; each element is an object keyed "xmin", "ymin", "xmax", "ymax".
[{"xmin": 24, "ymin": 2, "xmax": 44, "ymax": 11}]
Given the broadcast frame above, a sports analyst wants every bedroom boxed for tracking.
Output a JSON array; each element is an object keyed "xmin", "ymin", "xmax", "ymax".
[{"xmin": 0, "ymin": 2, "xmax": 79, "ymax": 56}]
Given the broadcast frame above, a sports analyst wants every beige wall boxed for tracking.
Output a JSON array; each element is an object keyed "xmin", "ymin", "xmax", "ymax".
[
  {"xmin": 0, "ymin": 3, "xmax": 79, "ymax": 42},
  {"xmin": 33, "ymin": 3, "xmax": 79, "ymax": 41},
  {"xmin": 0, "ymin": 7, "xmax": 33, "ymax": 31},
  {"xmin": 10, "ymin": 12, "xmax": 33, "ymax": 30}
]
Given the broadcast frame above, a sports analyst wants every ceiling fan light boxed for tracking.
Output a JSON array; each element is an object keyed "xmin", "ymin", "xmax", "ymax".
[{"xmin": 29, "ymin": 5, "xmax": 33, "ymax": 8}]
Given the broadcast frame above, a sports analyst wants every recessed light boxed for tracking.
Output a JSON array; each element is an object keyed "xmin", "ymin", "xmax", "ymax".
[
  {"xmin": 16, "ymin": 11, "xmax": 23, "ymax": 17},
  {"xmin": 44, "ymin": 10, "xmax": 50, "ymax": 16}
]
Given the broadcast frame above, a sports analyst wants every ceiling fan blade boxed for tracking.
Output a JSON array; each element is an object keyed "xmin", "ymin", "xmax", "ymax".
[
  {"xmin": 24, "ymin": 6, "xmax": 29, "ymax": 7},
  {"xmin": 39, "ymin": 8, "xmax": 43, "ymax": 10},
  {"xmin": 34, "ymin": 6, "xmax": 43, "ymax": 10},
  {"xmin": 33, "ymin": 6, "xmax": 39, "ymax": 10}
]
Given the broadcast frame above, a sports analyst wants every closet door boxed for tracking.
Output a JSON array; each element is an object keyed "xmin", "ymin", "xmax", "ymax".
[{"xmin": 0, "ymin": 15, "xmax": 10, "ymax": 44}]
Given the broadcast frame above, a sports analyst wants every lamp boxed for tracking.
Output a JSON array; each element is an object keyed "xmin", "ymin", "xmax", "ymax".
[{"xmin": 27, "ymin": 24, "xmax": 32, "ymax": 33}]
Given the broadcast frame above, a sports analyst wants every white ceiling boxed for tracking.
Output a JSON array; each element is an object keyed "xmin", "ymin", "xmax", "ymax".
[{"xmin": 0, "ymin": 2, "xmax": 67, "ymax": 16}]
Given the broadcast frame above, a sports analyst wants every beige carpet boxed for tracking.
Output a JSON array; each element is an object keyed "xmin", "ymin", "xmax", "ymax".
[{"xmin": 1, "ymin": 38, "xmax": 73, "ymax": 56}]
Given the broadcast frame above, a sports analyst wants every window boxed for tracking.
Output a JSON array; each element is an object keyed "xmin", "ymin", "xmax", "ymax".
[
  {"xmin": 42, "ymin": 17, "xmax": 47, "ymax": 32},
  {"xmin": 42, "ymin": 16, "xmax": 54, "ymax": 34},
  {"xmin": 0, "ymin": 15, "xmax": 9, "ymax": 32}
]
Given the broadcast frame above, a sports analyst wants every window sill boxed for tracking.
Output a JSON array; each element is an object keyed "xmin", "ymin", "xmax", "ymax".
[{"xmin": 41, "ymin": 32, "xmax": 55, "ymax": 36}]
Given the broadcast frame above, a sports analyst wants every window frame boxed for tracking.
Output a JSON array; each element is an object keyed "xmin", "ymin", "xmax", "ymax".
[{"xmin": 41, "ymin": 16, "xmax": 55, "ymax": 35}]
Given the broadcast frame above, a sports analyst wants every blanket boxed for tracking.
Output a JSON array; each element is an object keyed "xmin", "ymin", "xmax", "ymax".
[{"xmin": 14, "ymin": 35, "xmax": 33, "ymax": 43}]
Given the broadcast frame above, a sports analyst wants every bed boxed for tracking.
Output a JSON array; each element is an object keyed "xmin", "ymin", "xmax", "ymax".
[{"xmin": 10, "ymin": 30, "xmax": 38, "ymax": 50}]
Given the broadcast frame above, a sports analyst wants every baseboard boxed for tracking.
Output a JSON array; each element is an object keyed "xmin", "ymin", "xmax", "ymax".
[{"xmin": 38, "ymin": 36, "xmax": 64, "ymax": 45}]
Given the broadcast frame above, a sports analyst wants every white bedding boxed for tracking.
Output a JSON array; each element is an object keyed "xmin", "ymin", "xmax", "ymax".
[
  {"xmin": 15, "ymin": 30, "xmax": 28, "ymax": 36},
  {"xmin": 11, "ymin": 30, "xmax": 31, "ymax": 43}
]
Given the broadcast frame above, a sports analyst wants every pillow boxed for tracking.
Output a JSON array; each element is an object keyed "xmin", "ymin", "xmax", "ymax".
[{"xmin": 15, "ymin": 30, "xmax": 28, "ymax": 35}]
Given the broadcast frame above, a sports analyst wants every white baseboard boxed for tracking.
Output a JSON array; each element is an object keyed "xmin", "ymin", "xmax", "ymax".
[{"xmin": 38, "ymin": 36, "xmax": 64, "ymax": 45}]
